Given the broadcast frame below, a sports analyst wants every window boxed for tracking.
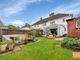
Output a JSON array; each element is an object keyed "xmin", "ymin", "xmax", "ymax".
[
  {"xmin": 63, "ymin": 18, "xmax": 65, "ymax": 22},
  {"xmin": 35, "ymin": 25, "xmax": 37, "ymax": 27},
  {"xmin": 50, "ymin": 21, "xmax": 55, "ymax": 25},
  {"xmin": 65, "ymin": 28, "xmax": 66, "ymax": 31}
]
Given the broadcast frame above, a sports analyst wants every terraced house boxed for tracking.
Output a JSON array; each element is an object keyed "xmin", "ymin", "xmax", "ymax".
[{"xmin": 32, "ymin": 13, "xmax": 73, "ymax": 37}]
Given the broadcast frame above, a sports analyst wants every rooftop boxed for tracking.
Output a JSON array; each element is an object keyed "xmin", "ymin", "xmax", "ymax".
[
  {"xmin": 32, "ymin": 13, "xmax": 72, "ymax": 25},
  {"xmin": 0, "ymin": 20, "xmax": 4, "ymax": 26},
  {"xmin": 22, "ymin": 23, "xmax": 31, "ymax": 28}
]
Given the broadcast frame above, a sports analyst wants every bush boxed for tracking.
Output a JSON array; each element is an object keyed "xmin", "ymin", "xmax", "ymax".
[
  {"xmin": 62, "ymin": 34, "xmax": 67, "ymax": 37},
  {"xmin": 15, "ymin": 36, "xmax": 19, "ymax": 41},
  {"xmin": 0, "ymin": 40, "xmax": 14, "ymax": 45},
  {"xmin": 25, "ymin": 34, "xmax": 31, "ymax": 40},
  {"xmin": 61, "ymin": 37, "xmax": 77, "ymax": 49},
  {"xmin": 0, "ymin": 41, "xmax": 6, "ymax": 45}
]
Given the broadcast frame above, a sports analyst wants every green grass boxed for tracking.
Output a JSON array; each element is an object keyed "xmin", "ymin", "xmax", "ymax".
[{"xmin": 0, "ymin": 37, "xmax": 79, "ymax": 60}]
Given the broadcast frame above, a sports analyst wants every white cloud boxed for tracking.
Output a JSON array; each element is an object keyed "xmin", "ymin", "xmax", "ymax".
[
  {"xmin": 2, "ymin": 0, "xmax": 44, "ymax": 17},
  {"xmin": 12, "ymin": 20, "xmax": 25, "ymax": 27},
  {"xmin": 52, "ymin": 2, "xmax": 80, "ymax": 15}
]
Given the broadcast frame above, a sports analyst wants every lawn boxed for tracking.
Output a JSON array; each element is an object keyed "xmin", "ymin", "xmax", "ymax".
[{"xmin": 0, "ymin": 37, "xmax": 79, "ymax": 60}]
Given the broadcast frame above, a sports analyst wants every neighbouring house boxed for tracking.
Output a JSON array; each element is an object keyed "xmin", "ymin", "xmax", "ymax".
[
  {"xmin": 0, "ymin": 20, "xmax": 30, "ymax": 41},
  {"xmin": 67, "ymin": 17, "xmax": 80, "ymax": 38},
  {"xmin": 0, "ymin": 20, "xmax": 8, "ymax": 35},
  {"xmin": 32, "ymin": 13, "xmax": 73, "ymax": 37},
  {"xmin": 0, "ymin": 20, "xmax": 4, "ymax": 26},
  {"xmin": 21, "ymin": 23, "xmax": 31, "ymax": 30}
]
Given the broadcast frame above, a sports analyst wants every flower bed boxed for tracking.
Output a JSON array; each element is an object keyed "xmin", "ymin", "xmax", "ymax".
[{"xmin": 61, "ymin": 37, "xmax": 80, "ymax": 51}]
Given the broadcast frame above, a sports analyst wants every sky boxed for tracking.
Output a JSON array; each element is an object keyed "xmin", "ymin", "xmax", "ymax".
[{"xmin": 0, "ymin": 0, "xmax": 80, "ymax": 27}]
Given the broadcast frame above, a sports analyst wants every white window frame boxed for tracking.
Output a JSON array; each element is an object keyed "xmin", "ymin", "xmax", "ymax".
[{"xmin": 50, "ymin": 20, "xmax": 55, "ymax": 25}]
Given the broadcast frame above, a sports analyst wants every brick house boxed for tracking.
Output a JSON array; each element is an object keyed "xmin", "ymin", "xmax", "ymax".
[{"xmin": 67, "ymin": 17, "xmax": 80, "ymax": 38}]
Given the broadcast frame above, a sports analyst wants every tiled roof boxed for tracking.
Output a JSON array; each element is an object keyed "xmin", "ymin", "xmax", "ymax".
[
  {"xmin": 22, "ymin": 23, "xmax": 31, "ymax": 28},
  {"xmin": 32, "ymin": 13, "xmax": 72, "ymax": 25},
  {"xmin": 67, "ymin": 16, "xmax": 80, "ymax": 21},
  {"xmin": 0, "ymin": 20, "xmax": 4, "ymax": 26}
]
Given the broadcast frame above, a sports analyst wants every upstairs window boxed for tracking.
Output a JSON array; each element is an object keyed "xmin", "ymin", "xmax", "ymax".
[
  {"xmin": 50, "ymin": 21, "xmax": 55, "ymax": 25},
  {"xmin": 63, "ymin": 18, "xmax": 65, "ymax": 22}
]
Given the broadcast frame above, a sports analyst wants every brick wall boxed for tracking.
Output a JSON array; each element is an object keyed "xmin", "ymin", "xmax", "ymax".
[{"xmin": 67, "ymin": 19, "xmax": 80, "ymax": 38}]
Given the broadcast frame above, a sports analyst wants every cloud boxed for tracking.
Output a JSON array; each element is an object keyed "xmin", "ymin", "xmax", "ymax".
[
  {"xmin": 2, "ymin": 0, "xmax": 44, "ymax": 17},
  {"xmin": 3, "ymin": 0, "xmax": 40, "ymax": 16},
  {"xmin": 52, "ymin": 1, "xmax": 80, "ymax": 15},
  {"xmin": 12, "ymin": 20, "xmax": 25, "ymax": 27}
]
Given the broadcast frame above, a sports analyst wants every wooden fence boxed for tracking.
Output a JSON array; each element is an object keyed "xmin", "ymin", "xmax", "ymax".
[{"xmin": 0, "ymin": 29, "xmax": 30, "ymax": 35}]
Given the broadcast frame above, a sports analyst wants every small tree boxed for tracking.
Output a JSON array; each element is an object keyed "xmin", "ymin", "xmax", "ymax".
[
  {"xmin": 31, "ymin": 29, "xmax": 36, "ymax": 38},
  {"xmin": 30, "ymin": 29, "xmax": 37, "ymax": 41}
]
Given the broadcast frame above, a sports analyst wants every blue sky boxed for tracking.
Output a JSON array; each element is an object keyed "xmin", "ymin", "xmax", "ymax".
[{"xmin": 0, "ymin": 0, "xmax": 80, "ymax": 27}]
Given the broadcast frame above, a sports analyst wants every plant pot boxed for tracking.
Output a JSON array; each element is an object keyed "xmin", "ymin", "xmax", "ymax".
[
  {"xmin": 0, "ymin": 44, "xmax": 7, "ymax": 52},
  {"xmin": 23, "ymin": 40, "xmax": 29, "ymax": 44},
  {"xmin": 7, "ymin": 44, "xmax": 14, "ymax": 51}
]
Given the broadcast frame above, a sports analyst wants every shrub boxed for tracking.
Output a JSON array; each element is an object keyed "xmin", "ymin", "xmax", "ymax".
[
  {"xmin": 0, "ymin": 41, "xmax": 6, "ymax": 45},
  {"xmin": 31, "ymin": 29, "xmax": 36, "ymax": 37},
  {"xmin": 25, "ymin": 34, "xmax": 31, "ymax": 40},
  {"xmin": 15, "ymin": 36, "xmax": 19, "ymax": 41},
  {"xmin": 0, "ymin": 40, "xmax": 11, "ymax": 45},
  {"xmin": 61, "ymin": 37, "xmax": 77, "ymax": 49}
]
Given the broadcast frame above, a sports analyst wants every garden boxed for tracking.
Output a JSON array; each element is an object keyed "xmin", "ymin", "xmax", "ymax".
[
  {"xmin": 0, "ymin": 29, "xmax": 80, "ymax": 60},
  {"xmin": 0, "ymin": 37, "xmax": 80, "ymax": 60},
  {"xmin": 0, "ymin": 29, "xmax": 38, "ymax": 54}
]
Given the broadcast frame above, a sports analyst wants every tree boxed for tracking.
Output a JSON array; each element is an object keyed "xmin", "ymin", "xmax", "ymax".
[{"xmin": 8, "ymin": 25, "xmax": 18, "ymax": 29}]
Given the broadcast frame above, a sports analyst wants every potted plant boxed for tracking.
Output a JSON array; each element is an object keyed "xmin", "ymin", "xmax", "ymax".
[
  {"xmin": 0, "ymin": 41, "xmax": 7, "ymax": 53},
  {"xmin": 15, "ymin": 36, "xmax": 20, "ymax": 43},
  {"xmin": 14, "ymin": 36, "xmax": 22, "ymax": 46},
  {"xmin": 7, "ymin": 41, "xmax": 14, "ymax": 51},
  {"xmin": 7, "ymin": 36, "xmax": 20, "ymax": 51}
]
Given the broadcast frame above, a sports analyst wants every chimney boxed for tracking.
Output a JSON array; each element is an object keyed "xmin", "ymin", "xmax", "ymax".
[
  {"xmin": 40, "ymin": 17, "xmax": 43, "ymax": 20},
  {"xmin": 49, "ymin": 12, "xmax": 54, "ymax": 17}
]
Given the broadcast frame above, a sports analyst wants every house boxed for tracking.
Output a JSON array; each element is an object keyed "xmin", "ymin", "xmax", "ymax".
[
  {"xmin": 32, "ymin": 13, "xmax": 73, "ymax": 36},
  {"xmin": 0, "ymin": 20, "xmax": 30, "ymax": 41},
  {"xmin": 21, "ymin": 23, "xmax": 31, "ymax": 30},
  {"xmin": 0, "ymin": 20, "xmax": 8, "ymax": 35},
  {"xmin": 67, "ymin": 17, "xmax": 80, "ymax": 38},
  {"xmin": 0, "ymin": 20, "xmax": 4, "ymax": 26}
]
